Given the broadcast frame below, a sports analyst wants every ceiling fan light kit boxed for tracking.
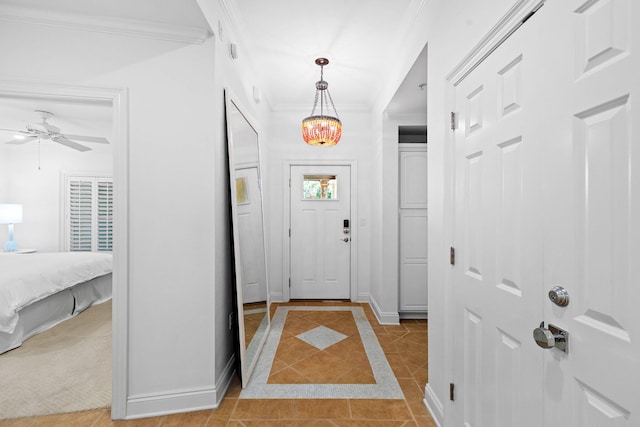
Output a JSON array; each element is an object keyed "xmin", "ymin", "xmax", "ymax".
[
  {"xmin": 1, "ymin": 110, "xmax": 110, "ymax": 152},
  {"xmin": 302, "ymin": 58, "xmax": 342, "ymax": 146}
]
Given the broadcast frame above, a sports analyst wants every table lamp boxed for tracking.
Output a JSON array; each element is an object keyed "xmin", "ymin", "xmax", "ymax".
[{"xmin": 0, "ymin": 204, "xmax": 23, "ymax": 252}]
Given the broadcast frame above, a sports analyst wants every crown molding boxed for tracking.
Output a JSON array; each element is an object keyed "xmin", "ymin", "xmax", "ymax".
[
  {"xmin": 446, "ymin": 0, "xmax": 545, "ymax": 85},
  {"xmin": 0, "ymin": 4, "xmax": 212, "ymax": 44}
]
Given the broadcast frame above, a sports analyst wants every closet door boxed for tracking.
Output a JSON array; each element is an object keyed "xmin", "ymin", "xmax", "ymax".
[
  {"xmin": 541, "ymin": 0, "xmax": 640, "ymax": 425},
  {"xmin": 450, "ymin": 3, "xmax": 545, "ymax": 425},
  {"xmin": 449, "ymin": 1, "xmax": 640, "ymax": 426},
  {"xmin": 399, "ymin": 146, "xmax": 428, "ymax": 313}
]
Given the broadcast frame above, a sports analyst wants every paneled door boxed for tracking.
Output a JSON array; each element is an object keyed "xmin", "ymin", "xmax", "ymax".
[
  {"xmin": 399, "ymin": 147, "xmax": 428, "ymax": 312},
  {"xmin": 451, "ymin": 0, "xmax": 640, "ymax": 426},
  {"xmin": 541, "ymin": 0, "xmax": 640, "ymax": 425},
  {"xmin": 451, "ymin": 3, "xmax": 545, "ymax": 426},
  {"xmin": 290, "ymin": 165, "xmax": 351, "ymax": 299},
  {"xmin": 235, "ymin": 167, "xmax": 268, "ymax": 304}
]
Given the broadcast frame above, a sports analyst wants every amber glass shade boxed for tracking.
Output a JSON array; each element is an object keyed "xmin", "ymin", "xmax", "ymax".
[{"xmin": 301, "ymin": 115, "xmax": 342, "ymax": 146}]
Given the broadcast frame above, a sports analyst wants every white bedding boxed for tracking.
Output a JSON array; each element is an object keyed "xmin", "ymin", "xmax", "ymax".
[{"xmin": 0, "ymin": 252, "xmax": 112, "ymax": 334}]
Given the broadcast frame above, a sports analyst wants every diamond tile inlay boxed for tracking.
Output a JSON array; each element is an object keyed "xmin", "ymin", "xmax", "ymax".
[{"xmin": 296, "ymin": 325, "xmax": 347, "ymax": 350}]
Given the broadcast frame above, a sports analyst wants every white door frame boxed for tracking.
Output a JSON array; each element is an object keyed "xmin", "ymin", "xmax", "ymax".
[
  {"xmin": 282, "ymin": 159, "xmax": 359, "ymax": 302},
  {"xmin": 0, "ymin": 79, "xmax": 129, "ymax": 418}
]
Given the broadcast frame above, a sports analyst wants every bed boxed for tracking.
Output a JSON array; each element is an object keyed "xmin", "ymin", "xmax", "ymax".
[{"xmin": 0, "ymin": 251, "xmax": 112, "ymax": 354}]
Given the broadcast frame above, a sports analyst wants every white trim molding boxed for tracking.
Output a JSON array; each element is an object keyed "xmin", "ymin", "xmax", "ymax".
[
  {"xmin": 369, "ymin": 294, "xmax": 400, "ymax": 325},
  {"xmin": 424, "ymin": 383, "xmax": 444, "ymax": 427},
  {"xmin": 125, "ymin": 355, "xmax": 235, "ymax": 419},
  {"xmin": 0, "ymin": 4, "xmax": 212, "ymax": 44},
  {"xmin": 446, "ymin": 0, "xmax": 546, "ymax": 86}
]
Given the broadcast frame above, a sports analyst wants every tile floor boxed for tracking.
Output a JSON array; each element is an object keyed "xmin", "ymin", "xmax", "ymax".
[
  {"xmin": 242, "ymin": 302, "xmax": 268, "ymax": 349},
  {"xmin": 0, "ymin": 301, "xmax": 435, "ymax": 427},
  {"xmin": 269, "ymin": 308, "xmax": 376, "ymax": 384}
]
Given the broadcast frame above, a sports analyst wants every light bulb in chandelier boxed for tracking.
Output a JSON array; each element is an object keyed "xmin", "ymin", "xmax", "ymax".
[{"xmin": 302, "ymin": 58, "xmax": 342, "ymax": 146}]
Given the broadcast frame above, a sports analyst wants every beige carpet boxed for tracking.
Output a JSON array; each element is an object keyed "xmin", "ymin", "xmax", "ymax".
[{"xmin": 0, "ymin": 301, "xmax": 111, "ymax": 420}]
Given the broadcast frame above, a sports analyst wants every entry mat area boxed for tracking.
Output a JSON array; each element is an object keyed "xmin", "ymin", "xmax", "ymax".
[{"xmin": 240, "ymin": 306, "xmax": 404, "ymax": 399}]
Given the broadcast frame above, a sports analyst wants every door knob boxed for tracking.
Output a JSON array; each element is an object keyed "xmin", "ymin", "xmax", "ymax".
[
  {"xmin": 533, "ymin": 322, "xmax": 569, "ymax": 353},
  {"xmin": 340, "ymin": 237, "xmax": 350, "ymax": 242},
  {"xmin": 548, "ymin": 286, "xmax": 569, "ymax": 307}
]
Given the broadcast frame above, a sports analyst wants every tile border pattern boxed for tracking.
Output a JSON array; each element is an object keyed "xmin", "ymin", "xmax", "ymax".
[{"xmin": 240, "ymin": 306, "xmax": 404, "ymax": 399}]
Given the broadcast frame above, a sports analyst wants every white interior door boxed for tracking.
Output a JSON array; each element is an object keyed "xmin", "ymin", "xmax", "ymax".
[
  {"xmin": 451, "ymin": 5, "xmax": 545, "ymax": 426},
  {"xmin": 290, "ymin": 165, "xmax": 351, "ymax": 299},
  {"xmin": 236, "ymin": 167, "xmax": 267, "ymax": 304},
  {"xmin": 541, "ymin": 1, "xmax": 640, "ymax": 425},
  {"xmin": 399, "ymin": 147, "xmax": 428, "ymax": 312},
  {"xmin": 451, "ymin": 1, "xmax": 640, "ymax": 426}
]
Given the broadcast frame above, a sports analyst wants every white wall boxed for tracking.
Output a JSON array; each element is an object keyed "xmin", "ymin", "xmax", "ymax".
[
  {"xmin": 422, "ymin": 0, "xmax": 522, "ymax": 425},
  {"xmin": 0, "ymin": 11, "xmax": 246, "ymax": 417},
  {"xmin": 369, "ymin": 6, "xmax": 430, "ymax": 324},
  {"xmin": 0, "ymin": 141, "xmax": 112, "ymax": 252},
  {"xmin": 196, "ymin": 0, "xmax": 273, "ymax": 398},
  {"xmin": 264, "ymin": 109, "xmax": 372, "ymax": 302}
]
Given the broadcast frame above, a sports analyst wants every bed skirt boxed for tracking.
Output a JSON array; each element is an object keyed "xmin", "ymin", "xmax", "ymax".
[{"xmin": 0, "ymin": 273, "xmax": 112, "ymax": 354}]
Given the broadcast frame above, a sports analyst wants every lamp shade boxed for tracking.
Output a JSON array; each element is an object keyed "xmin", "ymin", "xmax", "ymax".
[
  {"xmin": 0, "ymin": 204, "xmax": 23, "ymax": 224},
  {"xmin": 302, "ymin": 58, "xmax": 342, "ymax": 146},
  {"xmin": 302, "ymin": 115, "xmax": 342, "ymax": 146}
]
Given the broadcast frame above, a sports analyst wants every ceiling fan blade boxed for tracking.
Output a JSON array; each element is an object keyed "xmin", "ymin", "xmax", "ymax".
[
  {"xmin": 4, "ymin": 136, "xmax": 37, "ymax": 145},
  {"xmin": 52, "ymin": 136, "xmax": 92, "ymax": 152},
  {"xmin": 0, "ymin": 128, "xmax": 30, "ymax": 134},
  {"xmin": 62, "ymin": 134, "xmax": 110, "ymax": 144}
]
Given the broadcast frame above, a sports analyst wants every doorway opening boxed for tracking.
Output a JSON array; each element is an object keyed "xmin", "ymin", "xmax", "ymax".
[
  {"xmin": 0, "ymin": 80, "xmax": 128, "ymax": 419},
  {"xmin": 283, "ymin": 161, "xmax": 359, "ymax": 302}
]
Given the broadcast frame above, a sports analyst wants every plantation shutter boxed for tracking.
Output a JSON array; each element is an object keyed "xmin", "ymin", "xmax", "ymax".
[
  {"xmin": 69, "ymin": 179, "xmax": 94, "ymax": 251},
  {"xmin": 97, "ymin": 179, "xmax": 113, "ymax": 251},
  {"xmin": 66, "ymin": 175, "xmax": 113, "ymax": 252}
]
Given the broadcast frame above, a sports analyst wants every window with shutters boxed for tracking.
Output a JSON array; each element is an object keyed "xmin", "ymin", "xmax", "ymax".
[{"xmin": 64, "ymin": 174, "xmax": 113, "ymax": 252}]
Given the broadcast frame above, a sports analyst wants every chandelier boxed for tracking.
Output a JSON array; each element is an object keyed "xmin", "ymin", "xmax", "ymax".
[{"xmin": 302, "ymin": 58, "xmax": 342, "ymax": 146}]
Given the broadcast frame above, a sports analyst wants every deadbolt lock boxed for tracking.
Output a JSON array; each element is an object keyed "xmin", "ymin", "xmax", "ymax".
[{"xmin": 548, "ymin": 286, "xmax": 570, "ymax": 307}]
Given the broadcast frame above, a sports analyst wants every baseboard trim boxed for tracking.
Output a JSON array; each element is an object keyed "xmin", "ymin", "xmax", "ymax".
[
  {"xmin": 424, "ymin": 383, "xmax": 444, "ymax": 427},
  {"xmin": 399, "ymin": 311, "xmax": 428, "ymax": 320},
  {"xmin": 125, "ymin": 355, "xmax": 236, "ymax": 419},
  {"xmin": 270, "ymin": 292, "xmax": 285, "ymax": 303},
  {"xmin": 369, "ymin": 295, "xmax": 400, "ymax": 325},
  {"xmin": 356, "ymin": 292, "xmax": 369, "ymax": 303},
  {"xmin": 215, "ymin": 354, "xmax": 236, "ymax": 406}
]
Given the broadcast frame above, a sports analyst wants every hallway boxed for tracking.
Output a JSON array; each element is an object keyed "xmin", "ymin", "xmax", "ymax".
[{"xmin": 0, "ymin": 301, "xmax": 431, "ymax": 426}]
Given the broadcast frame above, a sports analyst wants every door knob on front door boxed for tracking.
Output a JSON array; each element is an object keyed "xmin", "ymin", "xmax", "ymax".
[
  {"xmin": 340, "ymin": 237, "xmax": 350, "ymax": 242},
  {"xmin": 533, "ymin": 322, "xmax": 569, "ymax": 353}
]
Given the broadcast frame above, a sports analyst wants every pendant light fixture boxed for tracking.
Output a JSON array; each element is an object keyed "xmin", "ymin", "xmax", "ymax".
[{"xmin": 302, "ymin": 58, "xmax": 342, "ymax": 146}]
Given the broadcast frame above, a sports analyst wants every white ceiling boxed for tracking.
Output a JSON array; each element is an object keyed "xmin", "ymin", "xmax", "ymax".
[
  {"xmin": 224, "ymin": 0, "xmax": 427, "ymax": 112},
  {"xmin": 0, "ymin": 0, "xmax": 426, "ymax": 143},
  {"xmin": 0, "ymin": 0, "xmax": 210, "ymax": 29}
]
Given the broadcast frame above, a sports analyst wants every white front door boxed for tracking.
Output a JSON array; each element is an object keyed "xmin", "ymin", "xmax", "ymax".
[
  {"xmin": 290, "ymin": 165, "xmax": 351, "ymax": 299},
  {"xmin": 542, "ymin": 0, "xmax": 640, "ymax": 425},
  {"xmin": 451, "ymin": 6, "xmax": 544, "ymax": 425},
  {"xmin": 451, "ymin": 1, "xmax": 640, "ymax": 426},
  {"xmin": 235, "ymin": 167, "xmax": 268, "ymax": 304}
]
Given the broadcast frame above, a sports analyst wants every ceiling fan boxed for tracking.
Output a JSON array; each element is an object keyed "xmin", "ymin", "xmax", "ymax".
[{"xmin": 0, "ymin": 110, "xmax": 109, "ymax": 152}]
